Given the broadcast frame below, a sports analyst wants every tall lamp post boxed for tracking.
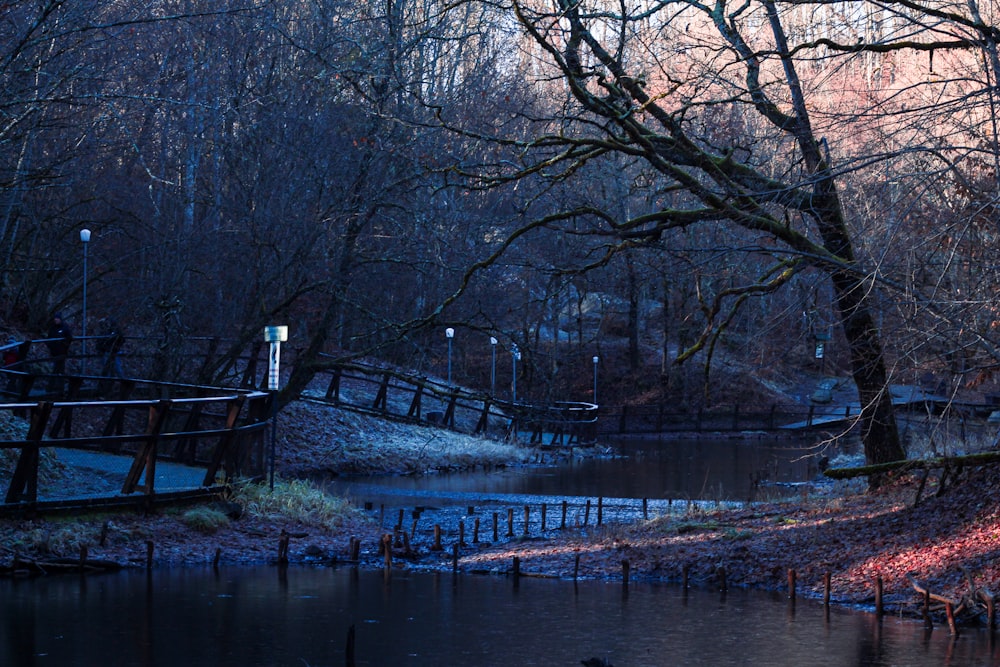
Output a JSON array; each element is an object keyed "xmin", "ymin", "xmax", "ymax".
[
  {"xmin": 489, "ymin": 336, "xmax": 497, "ymax": 395},
  {"xmin": 445, "ymin": 327, "xmax": 455, "ymax": 384},
  {"xmin": 592, "ymin": 355, "xmax": 599, "ymax": 405},
  {"xmin": 80, "ymin": 228, "xmax": 91, "ymax": 374},
  {"xmin": 264, "ymin": 325, "xmax": 288, "ymax": 491},
  {"xmin": 511, "ymin": 343, "xmax": 520, "ymax": 402}
]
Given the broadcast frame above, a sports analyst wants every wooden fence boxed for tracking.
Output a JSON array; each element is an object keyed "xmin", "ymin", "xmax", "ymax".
[
  {"xmin": 596, "ymin": 403, "xmax": 850, "ymax": 435},
  {"xmin": 596, "ymin": 395, "xmax": 984, "ymax": 437},
  {"xmin": 0, "ymin": 375, "xmax": 271, "ymax": 511},
  {"xmin": 313, "ymin": 361, "xmax": 599, "ymax": 446}
]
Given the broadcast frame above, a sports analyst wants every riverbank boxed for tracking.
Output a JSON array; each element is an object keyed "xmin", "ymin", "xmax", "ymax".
[{"xmin": 3, "ymin": 399, "xmax": 999, "ymax": 625}]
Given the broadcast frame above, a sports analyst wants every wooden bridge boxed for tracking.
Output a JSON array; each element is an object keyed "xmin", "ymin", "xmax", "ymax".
[
  {"xmin": 0, "ymin": 338, "xmax": 597, "ymax": 512},
  {"xmin": 308, "ymin": 359, "xmax": 599, "ymax": 447}
]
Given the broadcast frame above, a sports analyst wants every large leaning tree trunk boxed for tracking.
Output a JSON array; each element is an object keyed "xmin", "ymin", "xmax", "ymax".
[{"xmin": 437, "ymin": 0, "xmax": 906, "ymax": 465}]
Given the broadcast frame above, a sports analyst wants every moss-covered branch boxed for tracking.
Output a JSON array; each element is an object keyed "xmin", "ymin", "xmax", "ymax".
[{"xmin": 824, "ymin": 451, "xmax": 1000, "ymax": 479}]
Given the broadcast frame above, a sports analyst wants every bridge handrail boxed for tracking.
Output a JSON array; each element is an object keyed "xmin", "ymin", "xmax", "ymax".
[
  {"xmin": 0, "ymin": 386, "xmax": 272, "ymax": 509},
  {"xmin": 313, "ymin": 358, "xmax": 598, "ymax": 444}
]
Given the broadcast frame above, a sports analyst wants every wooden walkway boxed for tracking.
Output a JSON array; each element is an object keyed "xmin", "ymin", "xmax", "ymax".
[
  {"xmin": 0, "ymin": 340, "xmax": 598, "ymax": 512},
  {"xmin": 0, "ymin": 374, "xmax": 271, "ymax": 512},
  {"xmin": 309, "ymin": 360, "xmax": 599, "ymax": 447}
]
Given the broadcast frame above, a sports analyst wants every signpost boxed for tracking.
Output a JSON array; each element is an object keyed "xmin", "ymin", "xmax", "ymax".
[{"xmin": 264, "ymin": 325, "xmax": 288, "ymax": 490}]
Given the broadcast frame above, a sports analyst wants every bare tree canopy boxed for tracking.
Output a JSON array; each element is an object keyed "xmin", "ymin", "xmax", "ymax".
[{"xmin": 3, "ymin": 0, "xmax": 1000, "ymax": 463}]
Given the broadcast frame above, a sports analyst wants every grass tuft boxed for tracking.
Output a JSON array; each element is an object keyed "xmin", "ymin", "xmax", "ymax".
[
  {"xmin": 231, "ymin": 478, "xmax": 364, "ymax": 529},
  {"xmin": 180, "ymin": 506, "xmax": 230, "ymax": 533}
]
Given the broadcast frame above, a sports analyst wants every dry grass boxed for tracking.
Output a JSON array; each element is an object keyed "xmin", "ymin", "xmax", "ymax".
[
  {"xmin": 179, "ymin": 506, "xmax": 231, "ymax": 534},
  {"xmin": 5, "ymin": 519, "xmax": 103, "ymax": 557},
  {"xmin": 231, "ymin": 478, "xmax": 366, "ymax": 529}
]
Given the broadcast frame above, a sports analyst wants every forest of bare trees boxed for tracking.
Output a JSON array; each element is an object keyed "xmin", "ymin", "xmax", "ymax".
[{"xmin": 3, "ymin": 0, "xmax": 1000, "ymax": 464}]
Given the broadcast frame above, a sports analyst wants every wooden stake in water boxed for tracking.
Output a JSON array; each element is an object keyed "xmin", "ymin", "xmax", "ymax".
[
  {"xmin": 345, "ymin": 625, "xmax": 356, "ymax": 667},
  {"xmin": 382, "ymin": 535, "xmax": 392, "ymax": 569},
  {"xmin": 561, "ymin": 500, "xmax": 568, "ymax": 529},
  {"xmin": 523, "ymin": 506, "xmax": 530, "ymax": 537},
  {"xmin": 874, "ymin": 576, "xmax": 883, "ymax": 617},
  {"xmin": 507, "ymin": 508, "xmax": 515, "ymax": 538}
]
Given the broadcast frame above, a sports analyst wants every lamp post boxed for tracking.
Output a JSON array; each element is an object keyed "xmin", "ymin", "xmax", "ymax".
[
  {"xmin": 445, "ymin": 327, "xmax": 455, "ymax": 384},
  {"xmin": 80, "ymin": 228, "xmax": 91, "ymax": 374},
  {"xmin": 264, "ymin": 325, "xmax": 288, "ymax": 491},
  {"xmin": 489, "ymin": 336, "xmax": 497, "ymax": 395},
  {"xmin": 592, "ymin": 355, "xmax": 599, "ymax": 405},
  {"xmin": 511, "ymin": 343, "xmax": 520, "ymax": 402}
]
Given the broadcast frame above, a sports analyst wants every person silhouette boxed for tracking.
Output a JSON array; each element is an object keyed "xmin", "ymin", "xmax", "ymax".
[{"xmin": 46, "ymin": 312, "xmax": 73, "ymax": 376}]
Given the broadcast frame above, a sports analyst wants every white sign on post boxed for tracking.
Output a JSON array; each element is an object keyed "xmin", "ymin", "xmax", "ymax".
[{"xmin": 264, "ymin": 326, "xmax": 288, "ymax": 390}]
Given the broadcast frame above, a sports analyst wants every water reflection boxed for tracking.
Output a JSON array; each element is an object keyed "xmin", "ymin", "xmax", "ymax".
[
  {"xmin": 0, "ymin": 567, "xmax": 994, "ymax": 666},
  {"xmin": 326, "ymin": 436, "xmax": 830, "ymax": 508}
]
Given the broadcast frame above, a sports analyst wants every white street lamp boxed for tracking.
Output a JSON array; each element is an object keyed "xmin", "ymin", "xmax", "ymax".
[
  {"xmin": 489, "ymin": 336, "xmax": 498, "ymax": 395},
  {"xmin": 80, "ymin": 228, "xmax": 91, "ymax": 374},
  {"xmin": 592, "ymin": 355, "xmax": 600, "ymax": 405},
  {"xmin": 445, "ymin": 327, "xmax": 455, "ymax": 384}
]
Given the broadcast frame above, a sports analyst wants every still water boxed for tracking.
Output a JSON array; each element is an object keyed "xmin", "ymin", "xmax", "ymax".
[
  {"xmin": 11, "ymin": 436, "xmax": 978, "ymax": 666},
  {"xmin": 2, "ymin": 566, "xmax": 995, "ymax": 666},
  {"xmin": 326, "ymin": 436, "xmax": 830, "ymax": 508}
]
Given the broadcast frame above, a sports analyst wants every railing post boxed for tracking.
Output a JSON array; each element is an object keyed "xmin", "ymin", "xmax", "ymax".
[
  {"xmin": 443, "ymin": 393, "xmax": 458, "ymax": 428},
  {"xmin": 205, "ymin": 393, "xmax": 254, "ymax": 484},
  {"xmin": 406, "ymin": 381, "xmax": 424, "ymax": 419},
  {"xmin": 325, "ymin": 367, "xmax": 342, "ymax": 402},
  {"xmin": 48, "ymin": 376, "xmax": 83, "ymax": 438},
  {"xmin": 372, "ymin": 373, "xmax": 389, "ymax": 412},
  {"xmin": 240, "ymin": 340, "xmax": 263, "ymax": 388},
  {"xmin": 474, "ymin": 399, "xmax": 491, "ymax": 434},
  {"xmin": 5, "ymin": 401, "xmax": 53, "ymax": 504},
  {"xmin": 122, "ymin": 399, "xmax": 172, "ymax": 495}
]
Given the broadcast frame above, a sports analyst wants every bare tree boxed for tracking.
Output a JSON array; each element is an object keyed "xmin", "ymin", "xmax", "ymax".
[{"xmin": 431, "ymin": 0, "xmax": 918, "ymax": 465}]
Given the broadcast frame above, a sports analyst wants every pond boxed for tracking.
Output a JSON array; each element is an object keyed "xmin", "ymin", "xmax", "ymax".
[
  {"xmin": 325, "ymin": 435, "xmax": 837, "ymax": 509},
  {"xmin": 1, "ymin": 566, "xmax": 993, "ymax": 666}
]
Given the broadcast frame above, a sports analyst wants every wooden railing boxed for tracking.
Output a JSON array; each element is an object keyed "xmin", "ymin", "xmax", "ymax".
[
  {"xmin": 0, "ymin": 337, "xmax": 602, "ymax": 510},
  {"xmin": 0, "ymin": 375, "xmax": 271, "ymax": 510},
  {"xmin": 312, "ymin": 360, "xmax": 599, "ymax": 446},
  {"xmin": 597, "ymin": 395, "xmax": 981, "ymax": 437}
]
